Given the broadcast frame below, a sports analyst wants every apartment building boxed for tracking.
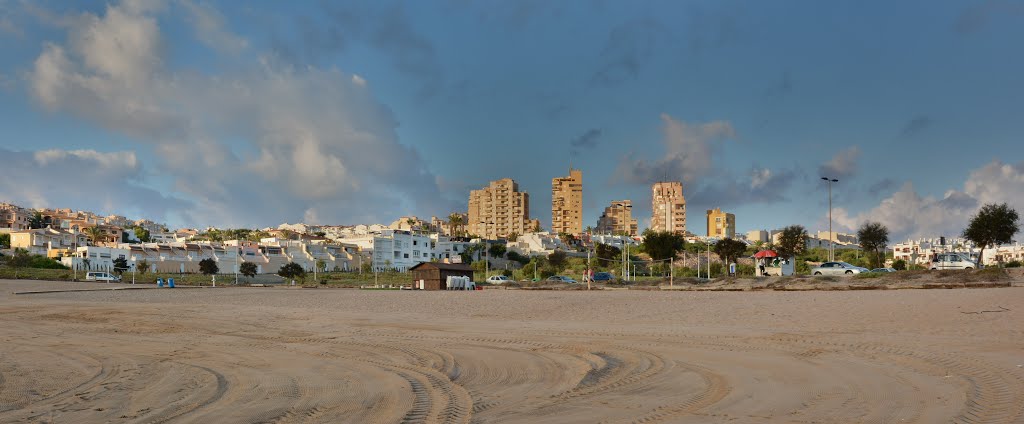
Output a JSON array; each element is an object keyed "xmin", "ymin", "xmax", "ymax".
[
  {"xmin": 551, "ymin": 168, "xmax": 583, "ymax": 236},
  {"xmin": 706, "ymin": 208, "xmax": 736, "ymax": 239},
  {"xmin": 746, "ymin": 230, "xmax": 769, "ymax": 243},
  {"xmin": 893, "ymin": 238, "xmax": 977, "ymax": 266},
  {"xmin": 371, "ymin": 230, "xmax": 434, "ymax": 272},
  {"xmin": 9, "ymin": 227, "xmax": 86, "ymax": 256},
  {"xmin": 467, "ymin": 178, "xmax": 533, "ymax": 239},
  {"xmin": 815, "ymin": 231, "xmax": 859, "ymax": 245},
  {"xmin": 0, "ymin": 203, "xmax": 31, "ymax": 232},
  {"xmin": 650, "ymin": 181, "xmax": 687, "ymax": 234},
  {"xmin": 596, "ymin": 200, "xmax": 638, "ymax": 236}
]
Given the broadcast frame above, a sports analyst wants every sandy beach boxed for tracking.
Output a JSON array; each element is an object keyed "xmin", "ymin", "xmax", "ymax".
[{"xmin": 1, "ymin": 279, "xmax": 1022, "ymax": 423}]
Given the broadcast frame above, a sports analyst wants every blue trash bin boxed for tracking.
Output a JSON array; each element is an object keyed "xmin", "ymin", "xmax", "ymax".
[
  {"xmin": 157, "ymin": 278, "xmax": 163, "ymax": 287},
  {"xmin": 168, "ymin": 278, "xmax": 175, "ymax": 288}
]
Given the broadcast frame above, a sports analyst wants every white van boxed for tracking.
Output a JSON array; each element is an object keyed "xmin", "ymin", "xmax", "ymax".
[
  {"xmin": 930, "ymin": 253, "xmax": 976, "ymax": 270},
  {"xmin": 85, "ymin": 272, "xmax": 121, "ymax": 282}
]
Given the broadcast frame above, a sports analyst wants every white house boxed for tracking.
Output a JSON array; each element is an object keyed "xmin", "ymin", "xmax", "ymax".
[
  {"xmin": 372, "ymin": 230, "xmax": 433, "ymax": 271},
  {"xmin": 507, "ymin": 232, "xmax": 569, "ymax": 256}
]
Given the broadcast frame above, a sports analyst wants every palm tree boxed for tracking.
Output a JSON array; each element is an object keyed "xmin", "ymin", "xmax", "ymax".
[
  {"xmin": 406, "ymin": 218, "xmax": 417, "ymax": 234},
  {"xmin": 86, "ymin": 226, "xmax": 105, "ymax": 246},
  {"xmin": 449, "ymin": 213, "xmax": 464, "ymax": 237}
]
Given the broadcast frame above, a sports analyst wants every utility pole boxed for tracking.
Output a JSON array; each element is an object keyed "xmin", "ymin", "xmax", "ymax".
[
  {"xmin": 821, "ymin": 177, "xmax": 839, "ymax": 262},
  {"xmin": 707, "ymin": 240, "xmax": 712, "ymax": 279},
  {"xmin": 670, "ymin": 256, "xmax": 674, "ymax": 287},
  {"xmin": 586, "ymin": 248, "xmax": 591, "ymax": 290},
  {"xmin": 234, "ymin": 245, "xmax": 238, "ymax": 285}
]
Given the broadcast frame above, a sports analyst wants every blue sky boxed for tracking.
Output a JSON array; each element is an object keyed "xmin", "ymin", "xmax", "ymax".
[{"xmin": 1, "ymin": 0, "xmax": 1022, "ymax": 240}]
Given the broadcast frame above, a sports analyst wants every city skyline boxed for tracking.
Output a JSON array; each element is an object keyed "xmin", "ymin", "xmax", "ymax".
[{"xmin": 1, "ymin": 1, "xmax": 1022, "ymax": 240}]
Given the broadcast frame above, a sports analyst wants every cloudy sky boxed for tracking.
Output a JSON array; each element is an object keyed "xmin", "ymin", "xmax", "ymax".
[{"xmin": 1, "ymin": 0, "xmax": 1022, "ymax": 241}]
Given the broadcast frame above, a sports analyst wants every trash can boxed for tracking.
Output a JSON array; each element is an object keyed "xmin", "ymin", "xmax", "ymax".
[
  {"xmin": 168, "ymin": 278, "xmax": 175, "ymax": 288},
  {"xmin": 157, "ymin": 278, "xmax": 164, "ymax": 287}
]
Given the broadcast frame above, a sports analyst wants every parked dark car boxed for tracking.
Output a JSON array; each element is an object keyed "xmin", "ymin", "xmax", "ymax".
[{"xmin": 592, "ymin": 272, "xmax": 616, "ymax": 282}]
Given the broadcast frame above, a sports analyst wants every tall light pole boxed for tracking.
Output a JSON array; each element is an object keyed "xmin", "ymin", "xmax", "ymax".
[
  {"xmin": 479, "ymin": 221, "xmax": 493, "ymax": 281},
  {"xmin": 821, "ymin": 177, "xmax": 839, "ymax": 262}
]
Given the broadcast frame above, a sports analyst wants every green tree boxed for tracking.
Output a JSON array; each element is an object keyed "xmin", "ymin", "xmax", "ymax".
[
  {"xmin": 857, "ymin": 221, "xmax": 889, "ymax": 269},
  {"xmin": 547, "ymin": 250, "xmax": 567, "ymax": 271},
  {"xmin": 713, "ymin": 238, "xmax": 747, "ymax": 265},
  {"xmin": 460, "ymin": 243, "xmax": 484, "ymax": 265},
  {"xmin": 316, "ymin": 259, "xmax": 327, "ymax": 273},
  {"xmin": 0, "ymin": 233, "xmax": 9, "ymax": 248},
  {"xmin": 111, "ymin": 257, "xmax": 129, "ymax": 275},
  {"xmin": 4, "ymin": 248, "xmax": 31, "ymax": 279},
  {"xmin": 595, "ymin": 243, "xmax": 621, "ymax": 264},
  {"xmin": 488, "ymin": 243, "xmax": 506, "ymax": 258},
  {"xmin": 640, "ymin": 229, "xmax": 686, "ymax": 261},
  {"xmin": 559, "ymin": 233, "xmax": 578, "ymax": 247},
  {"xmin": 240, "ymin": 262, "xmax": 258, "ymax": 279},
  {"xmin": 199, "ymin": 258, "xmax": 219, "ymax": 275},
  {"xmin": 278, "ymin": 262, "xmax": 305, "ymax": 280},
  {"xmin": 137, "ymin": 259, "xmax": 150, "ymax": 275},
  {"xmin": 963, "ymin": 203, "xmax": 1020, "ymax": 268},
  {"xmin": 775, "ymin": 225, "xmax": 808, "ymax": 260},
  {"xmin": 132, "ymin": 226, "xmax": 151, "ymax": 242},
  {"xmin": 505, "ymin": 250, "xmax": 529, "ymax": 265},
  {"xmin": 506, "ymin": 231, "xmax": 519, "ymax": 243},
  {"xmin": 29, "ymin": 212, "xmax": 45, "ymax": 229}
]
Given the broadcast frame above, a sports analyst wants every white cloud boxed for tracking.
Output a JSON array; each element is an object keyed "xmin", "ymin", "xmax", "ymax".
[
  {"xmin": 180, "ymin": 0, "xmax": 247, "ymax": 54},
  {"xmin": 26, "ymin": 0, "xmax": 453, "ymax": 228},
  {"xmin": 750, "ymin": 167, "xmax": 774, "ymax": 190},
  {"xmin": 351, "ymin": 74, "xmax": 367, "ymax": 86},
  {"xmin": 834, "ymin": 160, "xmax": 1024, "ymax": 241},
  {"xmin": 0, "ymin": 148, "xmax": 191, "ymax": 223},
  {"xmin": 615, "ymin": 113, "xmax": 735, "ymax": 184},
  {"xmin": 818, "ymin": 146, "xmax": 860, "ymax": 179},
  {"xmin": 34, "ymin": 149, "xmax": 138, "ymax": 170}
]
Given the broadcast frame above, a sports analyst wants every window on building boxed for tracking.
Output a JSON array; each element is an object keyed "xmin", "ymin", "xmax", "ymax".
[{"xmin": 404, "ymin": 253, "xmax": 409, "ymax": 259}]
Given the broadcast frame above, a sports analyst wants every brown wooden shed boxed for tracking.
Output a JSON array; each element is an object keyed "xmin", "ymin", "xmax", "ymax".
[{"xmin": 409, "ymin": 262, "xmax": 475, "ymax": 290}]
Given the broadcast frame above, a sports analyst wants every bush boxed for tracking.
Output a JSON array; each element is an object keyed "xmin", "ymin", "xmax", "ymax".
[
  {"xmin": 1005, "ymin": 260, "xmax": 1022, "ymax": 268},
  {"xmin": 892, "ymin": 259, "xmax": 907, "ymax": 271},
  {"xmin": 29, "ymin": 256, "xmax": 68, "ymax": 269},
  {"xmin": 505, "ymin": 251, "xmax": 529, "ymax": 265}
]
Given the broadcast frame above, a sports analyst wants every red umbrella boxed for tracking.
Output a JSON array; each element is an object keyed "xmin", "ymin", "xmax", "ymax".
[{"xmin": 753, "ymin": 250, "xmax": 778, "ymax": 259}]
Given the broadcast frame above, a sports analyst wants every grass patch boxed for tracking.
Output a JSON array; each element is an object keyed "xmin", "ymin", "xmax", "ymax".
[{"xmin": 854, "ymin": 272, "xmax": 883, "ymax": 279}]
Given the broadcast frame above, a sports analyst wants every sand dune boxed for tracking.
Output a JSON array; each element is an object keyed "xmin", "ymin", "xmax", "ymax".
[{"xmin": 1, "ymin": 280, "xmax": 1022, "ymax": 423}]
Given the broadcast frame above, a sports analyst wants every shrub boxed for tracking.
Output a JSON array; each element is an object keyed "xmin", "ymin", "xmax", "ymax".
[
  {"xmin": 29, "ymin": 256, "xmax": 68, "ymax": 269},
  {"xmin": 892, "ymin": 259, "xmax": 907, "ymax": 271},
  {"xmin": 1005, "ymin": 260, "xmax": 1022, "ymax": 268}
]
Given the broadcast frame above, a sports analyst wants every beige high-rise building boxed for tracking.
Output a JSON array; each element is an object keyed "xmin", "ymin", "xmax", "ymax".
[
  {"xmin": 650, "ymin": 181, "xmax": 686, "ymax": 234},
  {"xmin": 467, "ymin": 178, "xmax": 532, "ymax": 239},
  {"xmin": 706, "ymin": 208, "xmax": 736, "ymax": 239},
  {"xmin": 551, "ymin": 168, "xmax": 583, "ymax": 236},
  {"xmin": 596, "ymin": 200, "xmax": 638, "ymax": 236}
]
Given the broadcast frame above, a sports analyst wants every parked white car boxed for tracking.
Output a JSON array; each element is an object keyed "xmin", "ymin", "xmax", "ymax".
[
  {"xmin": 811, "ymin": 262, "xmax": 870, "ymax": 276},
  {"xmin": 486, "ymin": 275, "xmax": 510, "ymax": 284},
  {"xmin": 85, "ymin": 271, "xmax": 121, "ymax": 282},
  {"xmin": 930, "ymin": 253, "xmax": 975, "ymax": 270}
]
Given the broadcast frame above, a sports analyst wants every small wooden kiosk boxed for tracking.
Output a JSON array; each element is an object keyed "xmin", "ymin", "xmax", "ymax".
[{"xmin": 409, "ymin": 262, "xmax": 475, "ymax": 290}]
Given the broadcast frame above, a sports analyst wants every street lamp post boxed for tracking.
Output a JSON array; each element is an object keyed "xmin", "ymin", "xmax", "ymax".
[
  {"xmin": 821, "ymin": 177, "xmax": 839, "ymax": 262},
  {"xmin": 479, "ymin": 221, "xmax": 494, "ymax": 282}
]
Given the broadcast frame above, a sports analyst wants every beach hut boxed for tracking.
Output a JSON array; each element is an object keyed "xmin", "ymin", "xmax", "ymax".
[{"xmin": 409, "ymin": 262, "xmax": 475, "ymax": 290}]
